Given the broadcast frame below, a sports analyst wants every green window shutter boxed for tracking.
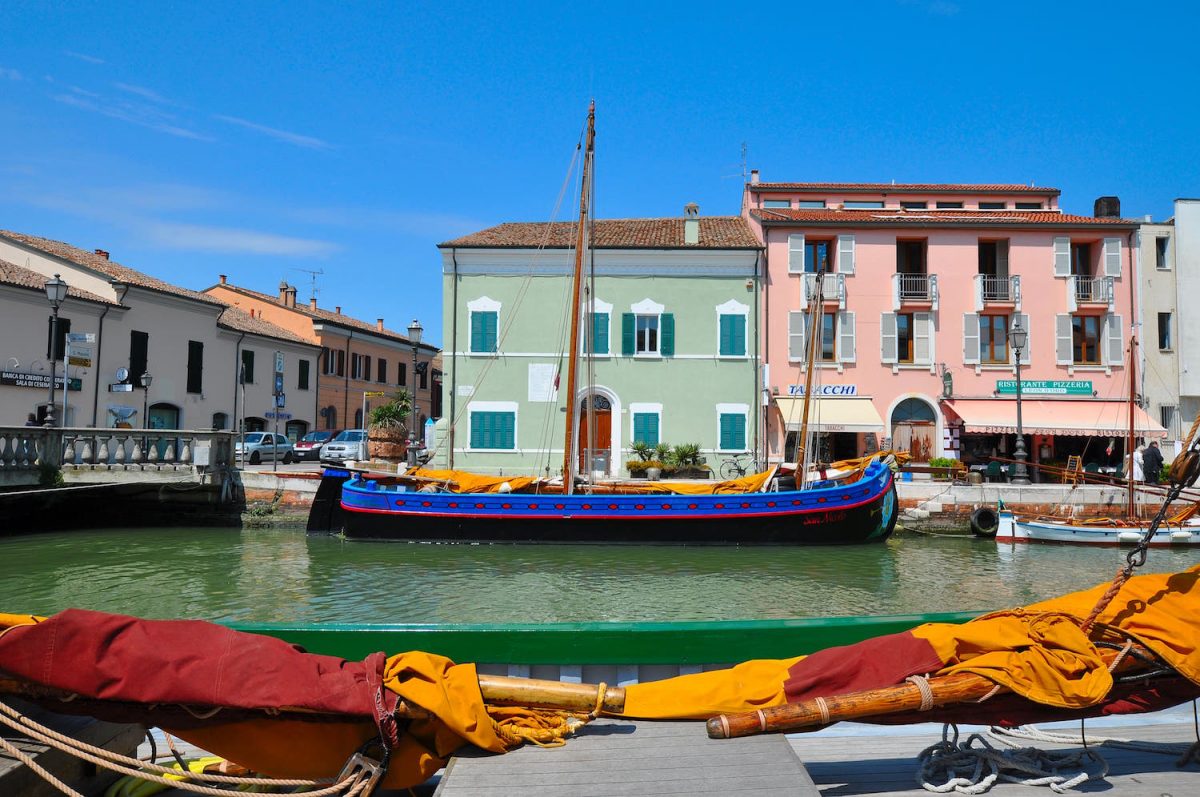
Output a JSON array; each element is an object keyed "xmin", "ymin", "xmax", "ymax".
[
  {"xmin": 483, "ymin": 311, "xmax": 498, "ymax": 352},
  {"xmin": 592, "ymin": 313, "xmax": 609, "ymax": 354},
  {"xmin": 633, "ymin": 413, "xmax": 660, "ymax": 446},
  {"xmin": 719, "ymin": 315, "xmax": 733, "ymax": 355},
  {"xmin": 660, "ymin": 313, "xmax": 675, "ymax": 356},
  {"xmin": 470, "ymin": 313, "xmax": 483, "ymax": 352},
  {"xmin": 500, "ymin": 412, "xmax": 515, "ymax": 449},
  {"xmin": 720, "ymin": 413, "xmax": 745, "ymax": 450},
  {"xmin": 621, "ymin": 313, "xmax": 635, "ymax": 355},
  {"xmin": 720, "ymin": 314, "xmax": 745, "ymax": 356},
  {"xmin": 470, "ymin": 413, "xmax": 484, "ymax": 448}
]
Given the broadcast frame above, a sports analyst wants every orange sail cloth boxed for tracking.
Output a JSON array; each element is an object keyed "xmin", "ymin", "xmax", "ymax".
[
  {"xmin": 409, "ymin": 468, "xmax": 542, "ymax": 494},
  {"xmin": 621, "ymin": 566, "xmax": 1200, "ymax": 726}
]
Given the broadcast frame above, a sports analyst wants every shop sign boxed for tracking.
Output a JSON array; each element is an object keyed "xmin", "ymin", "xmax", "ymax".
[
  {"xmin": 265, "ymin": 411, "xmax": 293, "ymax": 420},
  {"xmin": 787, "ymin": 384, "xmax": 858, "ymax": 396},
  {"xmin": 2, "ymin": 370, "xmax": 81, "ymax": 391},
  {"xmin": 995, "ymin": 380, "xmax": 1092, "ymax": 396}
]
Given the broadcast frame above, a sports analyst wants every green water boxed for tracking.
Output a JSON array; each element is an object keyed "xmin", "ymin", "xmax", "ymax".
[{"xmin": 1, "ymin": 527, "xmax": 1196, "ymax": 624}]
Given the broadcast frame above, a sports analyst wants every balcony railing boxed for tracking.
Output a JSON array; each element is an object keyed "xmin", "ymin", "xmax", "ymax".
[
  {"xmin": 1072, "ymin": 275, "xmax": 1113, "ymax": 304},
  {"xmin": 894, "ymin": 272, "xmax": 938, "ymax": 305},
  {"xmin": 801, "ymin": 272, "xmax": 846, "ymax": 308},
  {"xmin": 980, "ymin": 274, "xmax": 1016, "ymax": 302}
]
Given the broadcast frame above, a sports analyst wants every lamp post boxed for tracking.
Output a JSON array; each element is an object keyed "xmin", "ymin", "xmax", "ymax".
[
  {"xmin": 407, "ymin": 319, "xmax": 423, "ymax": 468},
  {"xmin": 139, "ymin": 371, "xmax": 153, "ymax": 456},
  {"xmin": 1010, "ymin": 318, "xmax": 1030, "ymax": 485},
  {"xmin": 43, "ymin": 274, "xmax": 69, "ymax": 426}
]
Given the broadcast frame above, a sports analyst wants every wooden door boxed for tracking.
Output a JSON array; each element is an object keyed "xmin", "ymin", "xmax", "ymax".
[{"xmin": 578, "ymin": 396, "xmax": 613, "ymax": 474}]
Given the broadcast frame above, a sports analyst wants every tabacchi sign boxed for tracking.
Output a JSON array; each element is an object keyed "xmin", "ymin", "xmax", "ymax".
[{"xmin": 787, "ymin": 384, "xmax": 858, "ymax": 396}]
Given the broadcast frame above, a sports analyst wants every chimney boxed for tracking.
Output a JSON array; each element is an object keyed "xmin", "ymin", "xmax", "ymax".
[
  {"xmin": 249, "ymin": 308, "xmax": 255, "ymax": 318},
  {"xmin": 284, "ymin": 284, "xmax": 297, "ymax": 308},
  {"xmin": 335, "ymin": 306, "xmax": 341, "ymax": 315},
  {"xmin": 218, "ymin": 274, "xmax": 227, "ymax": 285},
  {"xmin": 1094, "ymin": 196, "xmax": 1121, "ymax": 218},
  {"xmin": 750, "ymin": 169, "xmax": 760, "ymax": 185},
  {"xmin": 377, "ymin": 318, "xmax": 385, "ymax": 332},
  {"xmin": 278, "ymin": 280, "xmax": 289, "ymax": 303},
  {"xmin": 94, "ymin": 249, "xmax": 110, "ymax": 259},
  {"xmin": 684, "ymin": 202, "xmax": 700, "ymax": 245},
  {"xmin": 309, "ymin": 297, "xmax": 317, "ymax": 310}
]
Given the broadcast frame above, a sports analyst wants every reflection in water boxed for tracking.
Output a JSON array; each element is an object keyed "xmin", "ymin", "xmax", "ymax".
[{"xmin": 0, "ymin": 528, "xmax": 1195, "ymax": 624}]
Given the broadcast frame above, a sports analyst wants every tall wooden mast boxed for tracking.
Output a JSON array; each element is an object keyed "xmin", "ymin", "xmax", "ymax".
[
  {"xmin": 1127, "ymin": 334, "xmax": 1138, "ymax": 519},
  {"xmin": 561, "ymin": 101, "xmax": 595, "ymax": 495},
  {"xmin": 795, "ymin": 269, "xmax": 825, "ymax": 478}
]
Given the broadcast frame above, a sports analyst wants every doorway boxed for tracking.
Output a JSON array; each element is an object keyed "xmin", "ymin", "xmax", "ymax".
[
  {"xmin": 578, "ymin": 394, "xmax": 612, "ymax": 475},
  {"xmin": 890, "ymin": 397, "xmax": 937, "ymax": 463}
]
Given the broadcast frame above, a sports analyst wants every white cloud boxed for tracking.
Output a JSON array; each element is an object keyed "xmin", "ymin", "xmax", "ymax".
[
  {"xmin": 0, "ymin": 67, "xmax": 20, "ymax": 81},
  {"xmin": 113, "ymin": 82, "xmax": 172, "ymax": 105},
  {"xmin": 213, "ymin": 114, "xmax": 334, "ymax": 150},
  {"xmin": 52, "ymin": 91, "xmax": 213, "ymax": 142},
  {"xmin": 64, "ymin": 51, "xmax": 106, "ymax": 65},
  {"xmin": 141, "ymin": 221, "xmax": 340, "ymax": 257}
]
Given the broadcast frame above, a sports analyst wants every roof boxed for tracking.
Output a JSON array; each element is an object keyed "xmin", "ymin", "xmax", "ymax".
[
  {"xmin": 439, "ymin": 217, "xmax": 763, "ymax": 249},
  {"xmin": 748, "ymin": 182, "xmax": 1060, "ymax": 195},
  {"xmin": 205, "ymin": 282, "xmax": 438, "ymax": 352},
  {"xmin": 215, "ymin": 305, "xmax": 317, "ymax": 346},
  {"xmin": 751, "ymin": 208, "xmax": 1135, "ymax": 228},
  {"xmin": 0, "ymin": 258, "xmax": 119, "ymax": 305},
  {"xmin": 0, "ymin": 230, "xmax": 225, "ymax": 307}
]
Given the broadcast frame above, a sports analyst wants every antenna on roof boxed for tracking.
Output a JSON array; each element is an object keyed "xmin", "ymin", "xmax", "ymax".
[
  {"xmin": 721, "ymin": 141, "xmax": 748, "ymax": 181},
  {"xmin": 291, "ymin": 267, "xmax": 324, "ymax": 304}
]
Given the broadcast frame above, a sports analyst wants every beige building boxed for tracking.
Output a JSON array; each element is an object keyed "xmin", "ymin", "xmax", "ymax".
[
  {"xmin": 1137, "ymin": 217, "xmax": 1179, "ymax": 443},
  {"xmin": 0, "ymin": 231, "xmax": 320, "ymax": 436}
]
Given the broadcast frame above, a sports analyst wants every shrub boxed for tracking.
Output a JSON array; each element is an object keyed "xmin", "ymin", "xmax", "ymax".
[
  {"xmin": 38, "ymin": 463, "xmax": 64, "ymax": 488},
  {"xmin": 669, "ymin": 443, "xmax": 703, "ymax": 467},
  {"xmin": 369, "ymin": 390, "xmax": 412, "ymax": 430},
  {"xmin": 927, "ymin": 457, "xmax": 959, "ymax": 469},
  {"xmin": 630, "ymin": 440, "xmax": 656, "ymax": 462}
]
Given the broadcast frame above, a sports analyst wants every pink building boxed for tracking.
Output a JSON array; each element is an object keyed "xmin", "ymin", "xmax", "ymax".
[{"xmin": 743, "ymin": 178, "xmax": 1163, "ymax": 477}]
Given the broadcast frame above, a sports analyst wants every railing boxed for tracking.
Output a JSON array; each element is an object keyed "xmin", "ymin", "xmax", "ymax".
[
  {"xmin": 0, "ymin": 427, "xmax": 236, "ymax": 473},
  {"xmin": 895, "ymin": 273, "xmax": 937, "ymax": 302},
  {"xmin": 801, "ymin": 272, "xmax": 846, "ymax": 308},
  {"xmin": 1072, "ymin": 275, "xmax": 1113, "ymax": 304},
  {"xmin": 979, "ymin": 274, "xmax": 1017, "ymax": 302}
]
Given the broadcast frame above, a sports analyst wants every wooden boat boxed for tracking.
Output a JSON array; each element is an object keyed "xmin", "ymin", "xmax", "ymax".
[
  {"xmin": 309, "ymin": 103, "xmax": 897, "ymax": 545},
  {"xmin": 996, "ymin": 508, "xmax": 1200, "ymax": 546}
]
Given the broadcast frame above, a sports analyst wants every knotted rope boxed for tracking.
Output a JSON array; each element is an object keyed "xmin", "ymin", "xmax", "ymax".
[{"xmin": 487, "ymin": 681, "xmax": 610, "ymax": 749}]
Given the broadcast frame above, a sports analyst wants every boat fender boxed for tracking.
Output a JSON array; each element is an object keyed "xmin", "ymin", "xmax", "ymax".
[
  {"xmin": 969, "ymin": 507, "xmax": 999, "ymax": 538},
  {"xmin": 498, "ymin": 482, "xmax": 512, "ymax": 493}
]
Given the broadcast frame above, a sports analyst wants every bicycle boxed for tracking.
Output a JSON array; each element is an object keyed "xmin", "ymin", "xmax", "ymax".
[{"xmin": 719, "ymin": 454, "xmax": 751, "ymax": 480}]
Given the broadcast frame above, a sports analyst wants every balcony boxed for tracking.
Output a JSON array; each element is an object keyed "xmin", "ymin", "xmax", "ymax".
[
  {"xmin": 1067, "ymin": 275, "xmax": 1114, "ymax": 311},
  {"xmin": 892, "ymin": 273, "xmax": 938, "ymax": 310},
  {"xmin": 801, "ymin": 272, "xmax": 846, "ymax": 309},
  {"xmin": 974, "ymin": 274, "xmax": 1021, "ymax": 310}
]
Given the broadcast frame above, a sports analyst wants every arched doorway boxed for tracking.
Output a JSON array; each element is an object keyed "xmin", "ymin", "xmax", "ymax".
[
  {"xmin": 285, "ymin": 420, "xmax": 308, "ymax": 441},
  {"xmin": 890, "ymin": 397, "xmax": 937, "ymax": 463},
  {"xmin": 578, "ymin": 394, "xmax": 613, "ymax": 475},
  {"xmin": 148, "ymin": 402, "xmax": 180, "ymax": 460}
]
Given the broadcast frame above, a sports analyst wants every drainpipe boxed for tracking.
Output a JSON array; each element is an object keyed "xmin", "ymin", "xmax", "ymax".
[
  {"xmin": 232, "ymin": 331, "xmax": 246, "ymax": 428},
  {"xmin": 449, "ymin": 248, "xmax": 460, "ymax": 469},
  {"xmin": 1128, "ymin": 229, "xmax": 1142, "ymax": 416},
  {"xmin": 343, "ymin": 329, "xmax": 355, "ymax": 427},
  {"xmin": 751, "ymin": 250, "xmax": 762, "ymax": 468},
  {"xmin": 761, "ymin": 233, "xmax": 771, "ymax": 467},
  {"xmin": 91, "ymin": 282, "xmax": 131, "ymax": 426}
]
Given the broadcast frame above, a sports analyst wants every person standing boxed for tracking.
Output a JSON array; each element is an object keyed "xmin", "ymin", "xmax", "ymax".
[
  {"xmin": 1133, "ymin": 445, "xmax": 1146, "ymax": 483},
  {"xmin": 1143, "ymin": 440, "xmax": 1164, "ymax": 484}
]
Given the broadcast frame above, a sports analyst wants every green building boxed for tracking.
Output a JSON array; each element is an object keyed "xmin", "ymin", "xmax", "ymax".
[{"xmin": 433, "ymin": 210, "xmax": 763, "ymax": 478}]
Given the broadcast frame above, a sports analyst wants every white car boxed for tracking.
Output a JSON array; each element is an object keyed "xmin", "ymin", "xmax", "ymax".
[
  {"xmin": 320, "ymin": 429, "xmax": 368, "ymax": 463},
  {"xmin": 235, "ymin": 432, "xmax": 294, "ymax": 465}
]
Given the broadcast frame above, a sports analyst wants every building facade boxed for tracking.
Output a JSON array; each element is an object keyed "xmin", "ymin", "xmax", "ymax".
[
  {"xmin": 1173, "ymin": 200, "xmax": 1200, "ymax": 434},
  {"xmin": 434, "ymin": 213, "xmax": 763, "ymax": 476},
  {"xmin": 0, "ymin": 231, "xmax": 319, "ymax": 435},
  {"xmin": 204, "ymin": 279, "xmax": 440, "ymax": 433},
  {"xmin": 1136, "ymin": 215, "xmax": 1180, "ymax": 444},
  {"xmin": 743, "ymin": 180, "xmax": 1161, "ymax": 475}
]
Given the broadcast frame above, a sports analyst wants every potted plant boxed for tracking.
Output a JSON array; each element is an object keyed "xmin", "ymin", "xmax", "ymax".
[
  {"xmin": 668, "ymin": 443, "xmax": 710, "ymax": 479},
  {"xmin": 628, "ymin": 440, "xmax": 662, "ymax": 479},
  {"xmin": 927, "ymin": 456, "xmax": 960, "ymax": 481},
  {"xmin": 367, "ymin": 389, "xmax": 412, "ymax": 462}
]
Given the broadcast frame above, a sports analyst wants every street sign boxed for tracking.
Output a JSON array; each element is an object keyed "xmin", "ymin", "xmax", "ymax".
[
  {"xmin": 67, "ymin": 344, "xmax": 93, "ymax": 367},
  {"xmin": 264, "ymin": 411, "xmax": 293, "ymax": 420},
  {"xmin": 274, "ymin": 374, "xmax": 284, "ymax": 394},
  {"xmin": 109, "ymin": 383, "xmax": 134, "ymax": 392},
  {"xmin": 67, "ymin": 332, "xmax": 96, "ymax": 344},
  {"xmin": 364, "ymin": 390, "xmax": 385, "ymax": 397},
  {"xmin": 275, "ymin": 351, "xmax": 285, "ymax": 374},
  {"xmin": 68, "ymin": 355, "xmax": 92, "ymax": 367},
  {"xmin": 275, "ymin": 393, "xmax": 286, "ymax": 408}
]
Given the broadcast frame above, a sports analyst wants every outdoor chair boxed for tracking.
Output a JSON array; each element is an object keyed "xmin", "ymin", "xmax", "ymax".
[{"xmin": 985, "ymin": 461, "xmax": 1004, "ymax": 483}]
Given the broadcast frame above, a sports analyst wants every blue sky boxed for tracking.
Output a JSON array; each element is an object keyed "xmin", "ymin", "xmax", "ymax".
[{"xmin": 1, "ymin": 1, "xmax": 1197, "ymax": 345}]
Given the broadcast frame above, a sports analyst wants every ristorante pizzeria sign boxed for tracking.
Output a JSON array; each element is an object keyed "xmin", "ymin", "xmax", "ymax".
[
  {"xmin": 1, "ymin": 370, "xmax": 81, "ymax": 391},
  {"xmin": 995, "ymin": 380, "xmax": 1093, "ymax": 396}
]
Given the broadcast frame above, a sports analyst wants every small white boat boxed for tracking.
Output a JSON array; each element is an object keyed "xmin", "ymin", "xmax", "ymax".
[{"xmin": 995, "ymin": 509, "xmax": 1200, "ymax": 546}]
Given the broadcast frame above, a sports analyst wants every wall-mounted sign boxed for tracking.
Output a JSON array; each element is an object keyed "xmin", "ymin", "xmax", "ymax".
[
  {"xmin": 109, "ymin": 383, "xmax": 134, "ymax": 392},
  {"xmin": 67, "ymin": 344, "xmax": 93, "ymax": 367},
  {"xmin": 265, "ymin": 411, "xmax": 293, "ymax": 420},
  {"xmin": 275, "ymin": 351, "xmax": 285, "ymax": 374},
  {"xmin": 995, "ymin": 380, "xmax": 1093, "ymax": 396},
  {"xmin": 67, "ymin": 332, "xmax": 96, "ymax": 344},
  {"xmin": 2, "ymin": 370, "xmax": 80, "ymax": 391},
  {"xmin": 274, "ymin": 393, "xmax": 286, "ymax": 408},
  {"xmin": 787, "ymin": 384, "xmax": 859, "ymax": 396}
]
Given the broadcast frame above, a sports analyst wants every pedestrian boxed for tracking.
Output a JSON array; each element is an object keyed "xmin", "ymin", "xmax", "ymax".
[
  {"xmin": 1143, "ymin": 440, "xmax": 1164, "ymax": 484},
  {"xmin": 24, "ymin": 412, "xmax": 38, "ymax": 426},
  {"xmin": 1133, "ymin": 445, "xmax": 1145, "ymax": 483}
]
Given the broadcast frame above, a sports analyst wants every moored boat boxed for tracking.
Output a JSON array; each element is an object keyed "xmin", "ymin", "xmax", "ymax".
[{"xmin": 996, "ymin": 508, "xmax": 1200, "ymax": 546}]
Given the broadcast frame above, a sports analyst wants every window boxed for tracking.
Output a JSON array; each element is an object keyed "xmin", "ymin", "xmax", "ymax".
[
  {"xmin": 979, "ymin": 202, "xmax": 1006, "ymax": 210},
  {"xmin": 322, "ymin": 347, "xmax": 334, "ymax": 375},
  {"xmin": 324, "ymin": 406, "xmax": 337, "ymax": 430},
  {"xmin": 797, "ymin": 200, "xmax": 826, "ymax": 209},
  {"xmin": 1072, "ymin": 315, "xmax": 1102, "ymax": 364},
  {"xmin": 1161, "ymin": 405, "xmax": 1179, "ymax": 438},
  {"xmin": 211, "ymin": 412, "xmax": 228, "ymax": 430},
  {"xmin": 350, "ymin": 353, "xmax": 364, "ymax": 380},
  {"xmin": 1156, "ymin": 237, "xmax": 1170, "ymax": 269},
  {"xmin": 398, "ymin": 363, "xmax": 407, "ymax": 387},
  {"xmin": 762, "ymin": 199, "xmax": 790, "ymax": 208},
  {"xmin": 978, "ymin": 241, "xmax": 999, "ymax": 275},
  {"xmin": 419, "ymin": 363, "xmax": 428, "ymax": 390},
  {"xmin": 363, "ymin": 355, "xmax": 372, "ymax": 382},
  {"xmin": 804, "ymin": 239, "xmax": 833, "ymax": 273},
  {"xmin": 896, "ymin": 240, "xmax": 926, "ymax": 274},
  {"xmin": 718, "ymin": 412, "xmax": 747, "ymax": 451},
  {"xmin": 1070, "ymin": 242, "xmax": 1092, "ymax": 276},
  {"xmin": 900, "ymin": 201, "xmax": 927, "ymax": 210},
  {"xmin": 1016, "ymin": 202, "xmax": 1043, "ymax": 210},
  {"xmin": 588, "ymin": 312, "xmax": 610, "ymax": 354},
  {"xmin": 936, "ymin": 201, "xmax": 963, "ymax": 209},
  {"xmin": 636, "ymin": 315, "xmax": 659, "ymax": 354},
  {"xmin": 897, "ymin": 313, "xmax": 915, "ymax": 363},
  {"xmin": 298, "ymin": 359, "xmax": 310, "ymax": 390},
  {"xmin": 129, "ymin": 330, "xmax": 148, "ymax": 384},
  {"xmin": 469, "ymin": 411, "xmax": 515, "ymax": 449},
  {"xmin": 336, "ymin": 350, "xmax": 345, "ymax": 376},
  {"xmin": 979, "ymin": 316, "xmax": 1009, "ymax": 364},
  {"xmin": 186, "ymin": 340, "xmax": 203, "ymax": 394},
  {"xmin": 1158, "ymin": 312, "xmax": 1173, "ymax": 351},
  {"xmin": 470, "ymin": 310, "xmax": 498, "ymax": 352},
  {"xmin": 377, "ymin": 358, "xmax": 387, "ymax": 383},
  {"xmin": 240, "ymin": 349, "xmax": 255, "ymax": 384},
  {"xmin": 819, "ymin": 312, "xmax": 836, "ymax": 362},
  {"xmin": 719, "ymin": 313, "xmax": 746, "ymax": 356},
  {"xmin": 632, "ymin": 412, "xmax": 660, "ymax": 446},
  {"xmin": 844, "ymin": 200, "xmax": 884, "ymax": 209}
]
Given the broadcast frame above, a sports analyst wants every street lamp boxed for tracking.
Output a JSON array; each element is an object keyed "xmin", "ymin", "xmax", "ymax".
[
  {"xmin": 43, "ymin": 274, "xmax": 69, "ymax": 426},
  {"xmin": 407, "ymin": 318, "xmax": 423, "ymax": 468},
  {"xmin": 1010, "ymin": 318, "xmax": 1030, "ymax": 485}
]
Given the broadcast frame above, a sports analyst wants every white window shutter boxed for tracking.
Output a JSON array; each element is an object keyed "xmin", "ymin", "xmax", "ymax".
[
  {"xmin": 789, "ymin": 311, "xmax": 807, "ymax": 360},
  {"xmin": 1055, "ymin": 314, "xmax": 1072, "ymax": 364},
  {"xmin": 1053, "ymin": 237, "xmax": 1070, "ymax": 277},
  {"xmin": 963, "ymin": 313, "xmax": 980, "ymax": 365},
  {"xmin": 915, "ymin": 312, "xmax": 932, "ymax": 364},
  {"xmin": 837, "ymin": 234, "xmax": 856, "ymax": 274},
  {"xmin": 1013, "ymin": 312, "xmax": 1031, "ymax": 365},
  {"xmin": 788, "ymin": 234, "xmax": 805, "ymax": 274},
  {"xmin": 1103, "ymin": 237, "xmax": 1122, "ymax": 277},
  {"xmin": 1105, "ymin": 313, "xmax": 1124, "ymax": 365},
  {"xmin": 838, "ymin": 310, "xmax": 856, "ymax": 363},
  {"xmin": 881, "ymin": 313, "xmax": 898, "ymax": 364}
]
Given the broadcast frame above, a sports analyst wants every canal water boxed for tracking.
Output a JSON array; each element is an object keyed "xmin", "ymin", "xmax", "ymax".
[{"xmin": 1, "ymin": 527, "xmax": 1197, "ymax": 624}]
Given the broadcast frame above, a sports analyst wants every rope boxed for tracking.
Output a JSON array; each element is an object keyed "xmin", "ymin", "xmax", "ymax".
[
  {"xmin": 916, "ymin": 724, "xmax": 1108, "ymax": 794},
  {"xmin": 906, "ymin": 675, "xmax": 936, "ymax": 712},
  {"xmin": 486, "ymin": 682, "xmax": 611, "ymax": 749}
]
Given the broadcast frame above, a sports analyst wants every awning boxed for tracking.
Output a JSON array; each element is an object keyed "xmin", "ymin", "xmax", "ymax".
[
  {"xmin": 943, "ymin": 399, "xmax": 1167, "ymax": 438},
  {"xmin": 775, "ymin": 397, "xmax": 884, "ymax": 433}
]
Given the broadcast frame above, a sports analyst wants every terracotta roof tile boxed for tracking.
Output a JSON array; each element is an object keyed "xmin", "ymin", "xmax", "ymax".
[
  {"xmin": 439, "ymin": 217, "xmax": 762, "ymax": 249},
  {"xmin": 748, "ymin": 182, "xmax": 1059, "ymax": 195},
  {"xmin": 751, "ymin": 208, "xmax": 1134, "ymax": 227},
  {"xmin": 0, "ymin": 230, "xmax": 225, "ymax": 307},
  {"xmin": 0, "ymin": 258, "xmax": 119, "ymax": 305},
  {"xmin": 215, "ymin": 304, "xmax": 317, "ymax": 346}
]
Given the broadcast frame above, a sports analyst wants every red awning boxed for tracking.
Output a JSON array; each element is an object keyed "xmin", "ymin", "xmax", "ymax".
[{"xmin": 943, "ymin": 399, "xmax": 1167, "ymax": 438}]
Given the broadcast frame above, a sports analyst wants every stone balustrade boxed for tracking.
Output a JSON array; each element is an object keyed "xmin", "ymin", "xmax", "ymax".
[{"xmin": 0, "ymin": 427, "xmax": 236, "ymax": 475}]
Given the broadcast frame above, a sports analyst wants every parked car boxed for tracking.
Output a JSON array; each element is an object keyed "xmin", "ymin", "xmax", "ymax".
[
  {"xmin": 235, "ymin": 432, "xmax": 294, "ymax": 465},
  {"xmin": 294, "ymin": 429, "xmax": 341, "ymax": 461},
  {"xmin": 320, "ymin": 429, "xmax": 368, "ymax": 463}
]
